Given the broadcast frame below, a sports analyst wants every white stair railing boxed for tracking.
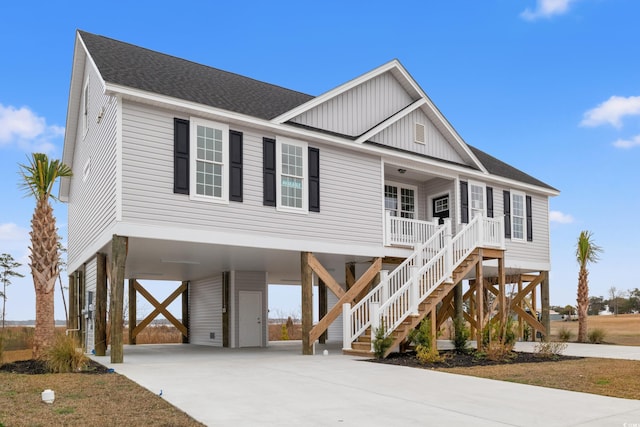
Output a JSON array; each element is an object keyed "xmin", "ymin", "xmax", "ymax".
[
  {"xmin": 385, "ymin": 212, "xmax": 439, "ymax": 246},
  {"xmin": 343, "ymin": 214, "xmax": 504, "ymax": 351}
]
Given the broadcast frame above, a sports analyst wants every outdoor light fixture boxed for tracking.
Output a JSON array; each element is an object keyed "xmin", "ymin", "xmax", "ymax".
[{"xmin": 398, "ymin": 168, "xmax": 407, "ymax": 174}]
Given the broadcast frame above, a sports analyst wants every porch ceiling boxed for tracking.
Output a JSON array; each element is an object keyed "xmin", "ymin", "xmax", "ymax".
[
  {"xmin": 384, "ymin": 164, "xmax": 443, "ymax": 183},
  {"xmin": 100, "ymin": 237, "xmax": 373, "ymax": 285}
]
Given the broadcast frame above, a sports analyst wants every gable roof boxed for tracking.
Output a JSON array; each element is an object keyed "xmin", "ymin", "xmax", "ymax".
[
  {"xmin": 467, "ymin": 145, "xmax": 557, "ymax": 191},
  {"xmin": 78, "ymin": 31, "xmax": 313, "ymax": 120}
]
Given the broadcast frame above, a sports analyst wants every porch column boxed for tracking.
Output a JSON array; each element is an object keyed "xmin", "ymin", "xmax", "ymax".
[
  {"xmin": 110, "ymin": 235, "xmax": 128, "ymax": 363},
  {"xmin": 301, "ymin": 252, "xmax": 313, "ymax": 355},
  {"xmin": 498, "ymin": 255, "xmax": 506, "ymax": 323},
  {"xmin": 540, "ymin": 271, "xmax": 550, "ymax": 341},
  {"xmin": 94, "ymin": 253, "xmax": 108, "ymax": 356}
]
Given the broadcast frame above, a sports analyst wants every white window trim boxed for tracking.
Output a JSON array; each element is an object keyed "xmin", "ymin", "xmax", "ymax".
[
  {"xmin": 510, "ymin": 190, "xmax": 526, "ymax": 241},
  {"xmin": 429, "ymin": 192, "xmax": 451, "ymax": 221},
  {"xmin": 468, "ymin": 180, "xmax": 486, "ymax": 219},
  {"xmin": 82, "ymin": 79, "xmax": 89, "ymax": 138},
  {"xmin": 189, "ymin": 117, "xmax": 229, "ymax": 204},
  {"xmin": 276, "ymin": 137, "xmax": 308, "ymax": 213},
  {"xmin": 384, "ymin": 180, "xmax": 419, "ymax": 219}
]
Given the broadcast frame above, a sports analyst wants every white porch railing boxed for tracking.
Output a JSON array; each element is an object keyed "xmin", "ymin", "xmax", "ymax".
[
  {"xmin": 343, "ymin": 215, "xmax": 504, "ymax": 351},
  {"xmin": 385, "ymin": 211, "xmax": 439, "ymax": 246}
]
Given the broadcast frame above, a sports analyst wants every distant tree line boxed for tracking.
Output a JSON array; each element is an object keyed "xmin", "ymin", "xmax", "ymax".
[{"xmin": 552, "ymin": 287, "xmax": 640, "ymax": 317}]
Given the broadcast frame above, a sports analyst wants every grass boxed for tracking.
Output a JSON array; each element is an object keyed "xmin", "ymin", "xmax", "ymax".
[
  {"xmin": 439, "ymin": 357, "xmax": 640, "ymax": 400},
  {"xmin": 0, "ymin": 371, "xmax": 205, "ymax": 426},
  {"xmin": 550, "ymin": 314, "xmax": 640, "ymax": 345}
]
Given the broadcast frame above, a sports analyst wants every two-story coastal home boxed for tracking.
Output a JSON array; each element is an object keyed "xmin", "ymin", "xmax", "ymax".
[{"xmin": 61, "ymin": 31, "xmax": 558, "ymax": 362}]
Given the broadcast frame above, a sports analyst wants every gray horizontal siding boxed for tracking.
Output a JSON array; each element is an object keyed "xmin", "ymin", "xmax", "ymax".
[
  {"xmin": 189, "ymin": 276, "xmax": 223, "ymax": 346},
  {"xmin": 421, "ymin": 178, "xmax": 456, "ymax": 222},
  {"xmin": 67, "ymin": 64, "xmax": 118, "ymax": 269},
  {"xmin": 371, "ymin": 109, "xmax": 465, "ymax": 164},
  {"xmin": 291, "ymin": 72, "xmax": 414, "ymax": 137},
  {"xmin": 326, "ymin": 290, "xmax": 343, "ymax": 343},
  {"xmin": 120, "ymin": 102, "xmax": 383, "ymax": 247}
]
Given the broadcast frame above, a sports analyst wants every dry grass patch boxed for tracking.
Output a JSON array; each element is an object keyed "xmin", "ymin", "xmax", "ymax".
[
  {"xmin": 550, "ymin": 314, "xmax": 640, "ymax": 346},
  {"xmin": 0, "ymin": 371, "xmax": 204, "ymax": 426},
  {"xmin": 440, "ymin": 357, "xmax": 640, "ymax": 400}
]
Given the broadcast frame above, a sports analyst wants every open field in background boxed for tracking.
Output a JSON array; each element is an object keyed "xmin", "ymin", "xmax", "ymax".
[{"xmin": 549, "ymin": 314, "xmax": 640, "ymax": 345}]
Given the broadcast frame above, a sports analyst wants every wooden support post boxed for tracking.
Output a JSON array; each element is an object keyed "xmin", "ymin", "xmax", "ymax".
[
  {"xmin": 469, "ymin": 280, "xmax": 476, "ymax": 338},
  {"xmin": 518, "ymin": 276, "xmax": 524, "ymax": 340},
  {"xmin": 110, "ymin": 235, "xmax": 128, "ymax": 364},
  {"xmin": 475, "ymin": 249, "xmax": 484, "ymax": 350},
  {"xmin": 454, "ymin": 281, "xmax": 463, "ymax": 325},
  {"xmin": 78, "ymin": 268, "xmax": 85, "ymax": 345},
  {"xmin": 498, "ymin": 256, "xmax": 506, "ymax": 323},
  {"xmin": 128, "ymin": 279, "xmax": 136, "ymax": 345},
  {"xmin": 540, "ymin": 271, "xmax": 550, "ymax": 341},
  {"xmin": 531, "ymin": 285, "xmax": 537, "ymax": 342},
  {"xmin": 68, "ymin": 273, "xmax": 77, "ymax": 332},
  {"xmin": 182, "ymin": 281, "xmax": 189, "ymax": 344},
  {"xmin": 318, "ymin": 279, "xmax": 327, "ymax": 344},
  {"xmin": 430, "ymin": 306, "xmax": 437, "ymax": 344},
  {"xmin": 95, "ymin": 254, "xmax": 108, "ymax": 356},
  {"xmin": 222, "ymin": 272, "xmax": 229, "ymax": 347},
  {"xmin": 301, "ymin": 252, "xmax": 313, "ymax": 355},
  {"xmin": 345, "ymin": 263, "xmax": 355, "ymax": 290}
]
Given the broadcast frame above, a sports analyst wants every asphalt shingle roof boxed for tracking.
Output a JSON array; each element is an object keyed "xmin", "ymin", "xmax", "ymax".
[
  {"xmin": 79, "ymin": 31, "xmax": 314, "ymax": 120},
  {"xmin": 79, "ymin": 30, "xmax": 556, "ymax": 192}
]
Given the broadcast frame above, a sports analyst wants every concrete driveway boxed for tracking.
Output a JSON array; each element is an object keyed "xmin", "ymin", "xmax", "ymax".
[{"xmin": 92, "ymin": 342, "xmax": 640, "ymax": 427}]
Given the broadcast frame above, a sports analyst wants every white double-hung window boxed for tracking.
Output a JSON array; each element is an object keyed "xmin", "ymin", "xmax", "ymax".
[
  {"xmin": 469, "ymin": 181, "xmax": 486, "ymax": 218},
  {"xmin": 511, "ymin": 191, "xmax": 525, "ymax": 240},
  {"xmin": 190, "ymin": 118, "xmax": 229, "ymax": 202},
  {"xmin": 277, "ymin": 138, "xmax": 308, "ymax": 212}
]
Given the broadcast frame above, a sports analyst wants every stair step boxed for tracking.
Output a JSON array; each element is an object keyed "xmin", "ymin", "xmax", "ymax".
[
  {"xmin": 343, "ymin": 348, "xmax": 373, "ymax": 357},
  {"xmin": 352, "ymin": 341, "xmax": 371, "ymax": 351}
]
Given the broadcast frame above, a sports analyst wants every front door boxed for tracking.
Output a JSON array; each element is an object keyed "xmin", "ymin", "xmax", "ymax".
[
  {"xmin": 432, "ymin": 194, "xmax": 450, "ymax": 225},
  {"xmin": 239, "ymin": 291, "xmax": 262, "ymax": 347}
]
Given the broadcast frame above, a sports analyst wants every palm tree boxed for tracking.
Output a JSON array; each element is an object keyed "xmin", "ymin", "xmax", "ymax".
[
  {"xmin": 576, "ymin": 230, "xmax": 602, "ymax": 343},
  {"xmin": 19, "ymin": 153, "xmax": 72, "ymax": 358}
]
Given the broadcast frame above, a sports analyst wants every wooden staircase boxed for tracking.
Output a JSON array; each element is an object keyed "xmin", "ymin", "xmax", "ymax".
[{"xmin": 343, "ymin": 249, "xmax": 482, "ymax": 358}]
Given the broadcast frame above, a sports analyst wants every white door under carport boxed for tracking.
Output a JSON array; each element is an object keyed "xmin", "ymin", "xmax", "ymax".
[{"xmin": 238, "ymin": 291, "xmax": 262, "ymax": 347}]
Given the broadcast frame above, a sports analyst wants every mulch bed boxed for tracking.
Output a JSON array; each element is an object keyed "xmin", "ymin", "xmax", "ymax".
[
  {"xmin": 0, "ymin": 359, "xmax": 111, "ymax": 375},
  {"xmin": 370, "ymin": 350, "xmax": 582, "ymax": 369}
]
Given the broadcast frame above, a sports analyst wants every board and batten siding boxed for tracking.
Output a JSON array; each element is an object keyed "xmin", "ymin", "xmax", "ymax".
[
  {"xmin": 233, "ymin": 271, "xmax": 268, "ymax": 347},
  {"xmin": 67, "ymin": 64, "xmax": 118, "ymax": 269},
  {"xmin": 371, "ymin": 109, "xmax": 466, "ymax": 164},
  {"xmin": 290, "ymin": 72, "xmax": 414, "ymax": 137},
  {"xmin": 189, "ymin": 275, "xmax": 223, "ymax": 346},
  {"xmin": 84, "ymin": 257, "xmax": 97, "ymax": 352},
  {"xmin": 120, "ymin": 101, "xmax": 383, "ymax": 247}
]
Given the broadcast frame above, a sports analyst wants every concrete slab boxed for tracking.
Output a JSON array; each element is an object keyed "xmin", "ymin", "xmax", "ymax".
[{"xmin": 92, "ymin": 342, "xmax": 640, "ymax": 427}]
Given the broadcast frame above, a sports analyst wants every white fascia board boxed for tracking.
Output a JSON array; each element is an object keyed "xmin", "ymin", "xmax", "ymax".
[
  {"xmin": 113, "ymin": 221, "xmax": 387, "ymax": 259},
  {"xmin": 354, "ymin": 98, "xmax": 426, "ymax": 144},
  {"xmin": 271, "ymin": 59, "xmax": 403, "ymax": 124},
  {"xmin": 106, "ymin": 83, "xmax": 558, "ymax": 197}
]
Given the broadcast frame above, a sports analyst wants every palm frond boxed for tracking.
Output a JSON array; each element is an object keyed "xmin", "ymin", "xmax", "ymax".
[
  {"xmin": 575, "ymin": 230, "xmax": 602, "ymax": 268},
  {"xmin": 18, "ymin": 153, "xmax": 73, "ymax": 202}
]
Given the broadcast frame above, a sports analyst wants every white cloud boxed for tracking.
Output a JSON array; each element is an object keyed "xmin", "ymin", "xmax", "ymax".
[
  {"xmin": 0, "ymin": 223, "xmax": 30, "ymax": 263},
  {"xmin": 549, "ymin": 210, "xmax": 574, "ymax": 224},
  {"xmin": 0, "ymin": 103, "xmax": 63, "ymax": 153},
  {"xmin": 580, "ymin": 95, "xmax": 640, "ymax": 128},
  {"xmin": 521, "ymin": 0, "xmax": 577, "ymax": 21},
  {"xmin": 613, "ymin": 134, "xmax": 640, "ymax": 149}
]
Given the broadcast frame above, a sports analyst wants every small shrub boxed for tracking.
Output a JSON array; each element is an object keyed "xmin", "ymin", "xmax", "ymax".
[
  {"xmin": 416, "ymin": 344, "xmax": 444, "ymax": 364},
  {"xmin": 45, "ymin": 334, "xmax": 88, "ymax": 373},
  {"xmin": 534, "ymin": 341, "xmax": 568, "ymax": 359},
  {"xmin": 452, "ymin": 317, "xmax": 470, "ymax": 353},
  {"xmin": 557, "ymin": 327, "xmax": 573, "ymax": 342},
  {"xmin": 372, "ymin": 321, "xmax": 394, "ymax": 359},
  {"xmin": 483, "ymin": 316, "xmax": 517, "ymax": 361},
  {"xmin": 407, "ymin": 318, "xmax": 434, "ymax": 349},
  {"xmin": 588, "ymin": 328, "xmax": 606, "ymax": 344},
  {"xmin": 280, "ymin": 324, "xmax": 289, "ymax": 340}
]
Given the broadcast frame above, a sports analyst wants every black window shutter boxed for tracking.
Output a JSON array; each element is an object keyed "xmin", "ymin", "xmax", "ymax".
[
  {"xmin": 308, "ymin": 147, "xmax": 320, "ymax": 212},
  {"xmin": 503, "ymin": 190, "xmax": 511, "ymax": 238},
  {"xmin": 526, "ymin": 195, "xmax": 533, "ymax": 242},
  {"xmin": 460, "ymin": 181, "xmax": 468, "ymax": 224},
  {"xmin": 263, "ymin": 137, "xmax": 276, "ymax": 206},
  {"xmin": 486, "ymin": 187, "xmax": 494, "ymax": 218},
  {"xmin": 229, "ymin": 130, "xmax": 243, "ymax": 202},
  {"xmin": 173, "ymin": 118, "xmax": 189, "ymax": 194}
]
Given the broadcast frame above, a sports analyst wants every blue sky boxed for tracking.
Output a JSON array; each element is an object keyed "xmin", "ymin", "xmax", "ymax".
[{"xmin": 1, "ymin": 0, "xmax": 639, "ymax": 320}]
